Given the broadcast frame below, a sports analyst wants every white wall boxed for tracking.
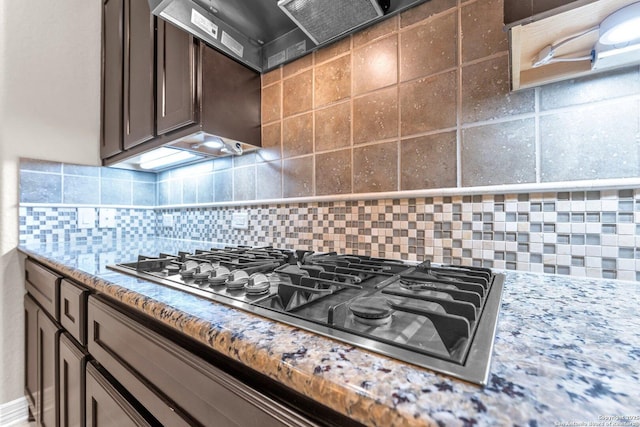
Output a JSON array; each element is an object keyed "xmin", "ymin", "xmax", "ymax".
[{"xmin": 0, "ymin": 0, "xmax": 101, "ymax": 403}]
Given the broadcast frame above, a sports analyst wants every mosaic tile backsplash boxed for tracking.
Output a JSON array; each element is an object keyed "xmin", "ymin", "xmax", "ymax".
[
  {"xmin": 19, "ymin": 158, "xmax": 640, "ymax": 282},
  {"xmin": 156, "ymin": 190, "xmax": 640, "ymax": 281}
]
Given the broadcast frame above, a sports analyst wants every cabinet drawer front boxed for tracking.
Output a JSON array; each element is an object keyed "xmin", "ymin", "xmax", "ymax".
[
  {"xmin": 60, "ymin": 280, "xmax": 89, "ymax": 345},
  {"xmin": 87, "ymin": 297, "xmax": 194, "ymax": 427},
  {"xmin": 86, "ymin": 361, "xmax": 153, "ymax": 427},
  {"xmin": 60, "ymin": 333, "xmax": 87, "ymax": 427},
  {"xmin": 87, "ymin": 296, "xmax": 310, "ymax": 427},
  {"xmin": 26, "ymin": 259, "xmax": 61, "ymax": 320}
]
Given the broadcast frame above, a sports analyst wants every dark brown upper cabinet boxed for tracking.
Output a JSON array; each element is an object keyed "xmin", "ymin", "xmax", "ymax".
[
  {"xmin": 101, "ymin": 0, "xmax": 155, "ymax": 157},
  {"xmin": 101, "ymin": 2, "xmax": 261, "ymax": 167},
  {"xmin": 123, "ymin": 0, "xmax": 155, "ymax": 150},
  {"xmin": 101, "ymin": 0, "xmax": 123, "ymax": 159},
  {"xmin": 503, "ymin": 0, "xmax": 581, "ymax": 26},
  {"xmin": 156, "ymin": 19, "xmax": 197, "ymax": 135}
]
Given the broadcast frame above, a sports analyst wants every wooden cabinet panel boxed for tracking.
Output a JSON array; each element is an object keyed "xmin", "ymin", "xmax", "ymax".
[
  {"xmin": 85, "ymin": 362, "xmax": 153, "ymax": 427},
  {"xmin": 38, "ymin": 310, "xmax": 61, "ymax": 427},
  {"xmin": 87, "ymin": 295, "xmax": 309, "ymax": 427},
  {"xmin": 201, "ymin": 46, "xmax": 261, "ymax": 146},
  {"xmin": 156, "ymin": 19, "xmax": 196, "ymax": 135},
  {"xmin": 60, "ymin": 280, "xmax": 89, "ymax": 346},
  {"xmin": 60, "ymin": 333, "xmax": 87, "ymax": 427},
  {"xmin": 25, "ymin": 259, "xmax": 61, "ymax": 322},
  {"xmin": 101, "ymin": 0, "xmax": 124, "ymax": 158},
  {"xmin": 25, "ymin": 295, "xmax": 39, "ymax": 416},
  {"xmin": 123, "ymin": 0, "xmax": 154, "ymax": 149}
]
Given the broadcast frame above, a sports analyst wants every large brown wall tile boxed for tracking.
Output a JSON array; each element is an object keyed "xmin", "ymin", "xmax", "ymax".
[
  {"xmin": 256, "ymin": 160, "xmax": 282, "ymax": 199},
  {"xmin": 283, "ymin": 156, "xmax": 314, "ymax": 198},
  {"xmin": 461, "ymin": 55, "xmax": 534, "ymax": 123},
  {"xmin": 400, "ymin": 11, "xmax": 457, "ymax": 82},
  {"xmin": 400, "ymin": 70, "xmax": 456, "ymax": 136},
  {"xmin": 461, "ymin": 119, "xmax": 536, "ymax": 186},
  {"xmin": 258, "ymin": 121, "xmax": 282, "ymax": 162},
  {"xmin": 353, "ymin": 142, "xmax": 398, "ymax": 193},
  {"xmin": 400, "ymin": 0, "xmax": 458, "ymax": 28},
  {"xmin": 261, "ymin": 82, "xmax": 281, "ymax": 124},
  {"xmin": 213, "ymin": 170, "xmax": 233, "ymax": 202},
  {"xmin": 316, "ymin": 149, "xmax": 352, "ymax": 195},
  {"xmin": 400, "ymin": 132, "xmax": 457, "ymax": 190},
  {"xmin": 539, "ymin": 67, "xmax": 640, "ymax": 110},
  {"xmin": 353, "ymin": 86, "xmax": 398, "ymax": 145},
  {"xmin": 315, "ymin": 101, "xmax": 351, "ymax": 152},
  {"xmin": 315, "ymin": 55, "xmax": 351, "ymax": 108},
  {"xmin": 540, "ymin": 100, "xmax": 640, "ymax": 182},
  {"xmin": 315, "ymin": 37, "xmax": 351, "ymax": 65},
  {"xmin": 283, "ymin": 70, "xmax": 313, "ymax": 117},
  {"xmin": 461, "ymin": 0, "xmax": 508, "ymax": 63},
  {"xmin": 283, "ymin": 54, "xmax": 313, "ymax": 78},
  {"xmin": 283, "ymin": 113, "xmax": 313, "ymax": 158},
  {"xmin": 353, "ymin": 15, "xmax": 398, "ymax": 48},
  {"xmin": 353, "ymin": 35, "xmax": 398, "ymax": 96},
  {"xmin": 262, "ymin": 67, "xmax": 281, "ymax": 87},
  {"xmin": 233, "ymin": 166, "xmax": 256, "ymax": 201}
]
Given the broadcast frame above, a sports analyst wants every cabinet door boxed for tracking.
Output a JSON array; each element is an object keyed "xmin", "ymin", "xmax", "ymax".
[
  {"xmin": 101, "ymin": 0, "xmax": 124, "ymax": 159},
  {"xmin": 25, "ymin": 295, "xmax": 39, "ymax": 417},
  {"xmin": 201, "ymin": 46, "xmax": 261, "ymax": 146},
  {"xmin": 60, "ymin": 333, "xmax": 87, "ymax": 427},
  {"xmin": 156, "ymin": 19, "xmax": 196, "ymax": 134},
  {"xmin": 85, "ymin": 362, "xmax": 153, "ymax": 427},
  {"xmin": 38, "ymin": 310, "xmax": 61, "ymax": 427},
  {"xmin": 123, "ymin": 0, "xmax": 154, "ymax": 150}
]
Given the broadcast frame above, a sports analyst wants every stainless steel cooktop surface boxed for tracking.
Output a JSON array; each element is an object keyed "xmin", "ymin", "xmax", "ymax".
[{"xmin": 108, "ymin": 245, "xmax": 505, "ymax": 385}]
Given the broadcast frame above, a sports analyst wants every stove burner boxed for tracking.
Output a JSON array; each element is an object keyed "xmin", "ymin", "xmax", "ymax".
[
  {"xmin": 349, "ymin": 296, "xmax": 393, "ymax": 326},
  {"xmin": 180, "ymin": 260, "xmax": 202, "ymax": 278},
  {"xmin": 226, "ymin": 270, "xmax": 249, "ymax": 290},
  {"xmin": 207, "ymin": 266, "xmax": 230, "ymax": 286},
  {"xmin": 244, "ymin": 273, "xmax": 271, "ymax": 295},
  {"xmin": 193, "ymin": 263, "xmax": 214, "ymax": 281}
]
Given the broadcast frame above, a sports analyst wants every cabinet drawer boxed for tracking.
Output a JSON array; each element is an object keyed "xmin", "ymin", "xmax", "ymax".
[
  {"xmin": 87, "ymin": 296, "xmax": 313, "ymax": 427},
  {"xmin": 86, "ymin": 361, "xmax": 154, "ymax": 427},
  {"xmin": 60, "ymin": 280, "xmax": 89, "ymax": 345},
  {"xmin": 25, "ymin": 258, "xmax": 61, "ymax": 321}
]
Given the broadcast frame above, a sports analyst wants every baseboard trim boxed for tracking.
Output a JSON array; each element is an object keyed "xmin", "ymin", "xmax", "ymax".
[{"xmin": 0, "ymin": 396, "xmax": 29, "ymax": 426}]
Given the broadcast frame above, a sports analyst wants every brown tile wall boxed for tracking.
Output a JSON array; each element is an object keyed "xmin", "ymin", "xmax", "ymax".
[{"xmin": 249, "ymin": 0, "xmax": 640, "ymax": 200}]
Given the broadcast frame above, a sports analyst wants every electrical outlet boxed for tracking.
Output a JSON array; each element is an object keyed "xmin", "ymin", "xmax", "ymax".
[
  {"xmin": 162, "ymin": 214, "xmax": 174, "ymax": 228},
  {"xmin": 77, "ymin": 208, "xmax": 96, "ymax": 229},
  {"xmin": 77, "ymin": 253, "xmax": 96, "ymax": 273},
  {"xmin": 232, "ymin": 212, "xmax": 249, "ymax": 229},
  {"xmin": 98, "ymin": 208, "xmax": 117, "ymax": 228}
]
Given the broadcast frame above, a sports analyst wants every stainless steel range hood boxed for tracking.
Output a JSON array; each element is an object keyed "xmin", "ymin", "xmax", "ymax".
[{"xmin": 148, "ymin": 0, "xmax": 429, "ymax": 72}]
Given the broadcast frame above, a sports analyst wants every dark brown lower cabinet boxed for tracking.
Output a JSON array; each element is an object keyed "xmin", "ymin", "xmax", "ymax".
[
  {"xmin": 86, "ymin": 362, "xmax": 153, "ymax": 427},
  {"xmin": 59, "ymin": 333, "xmax": 88, "ymax": 427},
  {"xmin": 38, "ymin": 305, "xmax": 62, "ymax": 427},
  {"xmin": 87, "ymin": 295, "xmax": 315, "ymax": 427},
  {"xmin": 25, "ymin": 258, "xmax": 355, "ymax": 427},
  {"xmin": 24, "ymin": 295, "xmax": 38, "ymax": 417}
]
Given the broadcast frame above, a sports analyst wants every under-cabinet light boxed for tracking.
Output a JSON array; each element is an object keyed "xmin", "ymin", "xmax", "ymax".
[
  {"xmin": 599, "ymin": 2, "xmax": 640, "ymax": 46},
  {"xmin": 139, "ymin": 148, "xmax": 198, "ymax": 170}
]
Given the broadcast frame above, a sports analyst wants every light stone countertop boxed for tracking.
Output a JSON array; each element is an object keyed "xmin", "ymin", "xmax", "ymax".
[{"xmin": 18, "ymin": 238, "xmax": 640, "ymax": 427}]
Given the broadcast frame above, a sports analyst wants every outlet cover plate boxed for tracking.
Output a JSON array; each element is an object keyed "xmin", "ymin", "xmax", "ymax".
[
  {"xmin": 99, "ymin": 208, "xmax": 117, "ymax": 228},
  {"xmin": 77, "ymin": 208, "xmax": 96, "ymax": 229},
  {"xmin": 232, "ymin": 212, "xmax": 249, "ymax": 229},
  {"xmin": 162, "ymin": 214, "xmax": 174, "ymax": 228}
]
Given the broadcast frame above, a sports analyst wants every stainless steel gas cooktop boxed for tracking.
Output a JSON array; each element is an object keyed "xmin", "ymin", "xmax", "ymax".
[{"xmin": 108, "ymin": 246, "xmax": 505, "ymax": 385}]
